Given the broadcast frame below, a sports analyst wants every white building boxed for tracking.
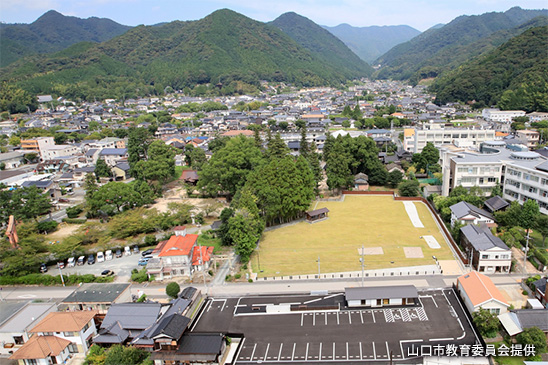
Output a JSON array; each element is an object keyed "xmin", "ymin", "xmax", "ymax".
[
  {"xmin": 460, "ymin": 224, "xmax": 511, "ymax": 273},
  {"xmin": 482, "ymin": 109, "xmax": 526, "ymax": 123},
  {"xmin": 456, "ymin": 271, "xmax": 510, "ymax": 315},
  {"xmin": 403, "ymin": 124, "xmax": 495, "ymax": 153},
  {"xmin": 41, "ymin": 145, "xmax": 79, "ymax": 161}
]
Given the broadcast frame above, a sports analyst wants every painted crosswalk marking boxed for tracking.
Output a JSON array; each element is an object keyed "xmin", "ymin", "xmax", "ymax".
[
  {"xmin": 400, "ymin": 308, "xmax": 411, "ymax": 322},
  {"xmin": 384, "ymin": 309, "xmax": 394, "ymax": 322},
  {"xmin": 416, "ymin": 307, "xmax": 428, "ymax": 321}
]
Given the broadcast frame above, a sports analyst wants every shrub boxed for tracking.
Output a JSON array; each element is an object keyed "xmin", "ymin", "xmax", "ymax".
[
  {"xmin": 0, "ymin": 273, "xmax": 112, "ymax": 286},
  {"xmin": 36, "ymin": 221, "xmax": 58, "ymax": 233},
  {"xmin": 66, "ymin": 205, "xmax": 83, "ymax": 219},
  {"xmin": 234, "ymin": 273, "xmax": 242, "ymax": 279},
  {"xmin": 166, "ymin": 282, "xmax": 180, "ymax": 298},
  {"xmin": 62, "ymin": 218, "xmax": 87, "ymax": 224},
  {"xmin": 131, "ymin": 268, "xmax": 149, "ymax": 283},
  {"xmin": 248, "ymin": 278, "xmax": 253, "ymax": 283},
  {"xmin": 144, "ymin": 235, "xmax": 157, "ymax": 246}
]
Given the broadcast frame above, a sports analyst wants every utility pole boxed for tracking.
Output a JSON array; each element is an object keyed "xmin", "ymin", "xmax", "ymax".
[
  {"xmin": 58, "ymin": 265, "xmax": 65, "ymax": 287},
  {"xmin": 317, "ymin": 256, "xmax": 321, "ymax": 280},
  {"xmin": 197, "ymin": 225, "xmax": 207, "ymax": 295},
  {"xmin": 360, "ymin": 245, "xmax": 365, "ymax": 287},
  {"xmin": 524, "ymin": 228, "xmax": 531, "ymax": 271}
]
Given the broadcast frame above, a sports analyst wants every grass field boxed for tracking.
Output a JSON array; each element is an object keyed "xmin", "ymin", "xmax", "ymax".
[{"xmin": 251, "ymin": 195, "xmax": 455, "ymax": 277}]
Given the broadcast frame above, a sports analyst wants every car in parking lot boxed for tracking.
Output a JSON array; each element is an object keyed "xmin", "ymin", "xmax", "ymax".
[
  {"xmin": 101, "ymin": 269, "xmax": 114, "ymax": 276},
  {"xmin": 124, "ymin": 246, "xmax": 131, "ymax": 256},
  {"xmin": 141, "ymin": 249, "xmax": 154, "ymax": 257},
  {"xmin": 97, "ymin": 252, "xmax": 105, "ymax": 263},
  {"xmin": 57, "ymin": 261, "xmax": 65, "ymax": 269},
  {"xmin": 133, "ymin": 245, "xmax": 139, "ymax": 254},
  {"xmin": 87, "ymin": 254, "xmax": 95, "ymax": 265},
  {"xmin": 40, "ymin": 263, "xmax": 48, "ymax": 273},
  {"xmin": 105, "ymin": 250, "xmax": 113, "ymax": 260},
  {"xmin": 138, "ymin": 257, "xmax": 150, "ymax": 266},
  {"xmin": 67, "ymin": 257, "xmax": 76, "ymax": 267},
  {"xmin": 115, "ymin": 249, "xmax": 122, "ymax": 258},
  {"xmin": 77, "ymin": 256, "xmax": 86, "ymax": 265}
]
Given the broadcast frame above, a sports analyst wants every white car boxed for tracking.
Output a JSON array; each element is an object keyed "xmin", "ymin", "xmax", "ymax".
[
  {"xmin": 105, "ymin": 250, "xmax": 113, "ymax": 261},
  {"xmin": 97, "ymin": 252, "xmax": 105, "ymax": 263},
  {"xmin": 124, "ymin": 246, "xmax": 132, "ymax": 256},
  {"xmin": 67, "ymin": 257, "xmax": 76, "ymax": 267}
]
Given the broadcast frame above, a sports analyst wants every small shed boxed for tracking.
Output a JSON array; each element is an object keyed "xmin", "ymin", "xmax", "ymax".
[
  {"xmin": 306, "ymin": 207, "xmax": 329, "ymax": 222},
  {"xmin": 354, "ymin": 173, "xmax": 369, "ymax": 191},
  {"xmin": 345, "ymin": 285, "xmax": 418, "ymax": 308}
]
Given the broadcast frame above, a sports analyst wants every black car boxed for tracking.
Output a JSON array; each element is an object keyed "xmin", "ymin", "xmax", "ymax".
[
  {"xmin": 87, "ymin": 254, "xmax": 95, "ymax": 265},
  {"xmin": 142, "ymin": 249, "xmax": 154, "ymax": 257},
  {"xmin": 115, "ymin": 249, "xmax": 122, "ymax": 258},
  {"xmin": 101, "ymin": 269, "xmax": 114, "ymax": 276},
  {"xmin": 40, "ymin": 263, "xmax": 48, "ymax": 273}
]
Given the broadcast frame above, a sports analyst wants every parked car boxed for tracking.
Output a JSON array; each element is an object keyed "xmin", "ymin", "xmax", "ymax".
[
  {"xmin": 101, "ymin": 269, "xmax": 114, "ymax": 276},
  {"xmin": 141, "ymin": 249, "xmax": 154, "ymax": 257},
  {"xmin": 67, "ymin": 257, "xmax": 76, "ymax": 267},
  {"xmin": 40, "ymin": 263, "xmax": 48, "ymax": 273},
  {"xmin": 57, "ymin": 261, "xmax": 65, "ymax": 269},
  {"xmin": 87, "ymin": 254, "xmax": 95, "ymax": 265},
  {"xmin": 105, "ymin": 250, "xmax": 113, "ymax": 261},
  {"xmin": 133, "ymin": 245, "xmax": 139, "ymax": 254},
  {"xmin": 115, "ymin": 249, "xmax": 122, "ymax": 258},
  {"xmin": 77, "ymin": 256, "xmax": 86, "ymax": 265},
  {"xmin": 138, "ymin": 257, "xmax": 150, "ymax": 266},
  {"xmin": 124, "ymin": 246, "xmax": 131, "ymax": 256},
  {"xmin": 97, "ymin": 252, "xmax": 105, "ymax": 263}
]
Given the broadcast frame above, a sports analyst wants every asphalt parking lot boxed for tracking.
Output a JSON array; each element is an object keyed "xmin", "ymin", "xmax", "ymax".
[
  {"xmin": 45, "ymin": 251, "xmax": 144, "ymax": 282},
  {"xmin": 192, "ymin": 288, "xmax": 479, "ymax": 364}
]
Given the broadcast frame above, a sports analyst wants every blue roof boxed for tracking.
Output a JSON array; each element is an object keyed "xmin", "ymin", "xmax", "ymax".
[
  {"xmin": 100, "ymin": 148, "xmax": 127, "ymax": 155},
  {"xmin": 366, "ymin": 129, "xmax": 390, "ymax": 134}
]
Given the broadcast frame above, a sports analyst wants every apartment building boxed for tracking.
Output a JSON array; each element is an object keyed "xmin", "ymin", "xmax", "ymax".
[
  {"xmin": 441, "ymin": 142, "xmax": 548, "ymax": 214},
  {"xmin": 403, "ymin": 124, "xmax": 495, "ymax": 153},
  {"xmin": 482, "ymin": 109, "xmax": 526, "ymax": 123},
  {"xmin": 516, "ymin": 130, "xmax": 540, "ymax": 149},
  {"xmin": 20, "ymin": 136, "xmax": 55, "ymax": 157},
  {"xmin": 41, "ymin": 145, "xmax": 80, "ymax": 161}
]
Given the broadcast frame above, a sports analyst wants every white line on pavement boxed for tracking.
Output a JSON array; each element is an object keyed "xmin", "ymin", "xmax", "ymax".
[
  {"xmin": 305, "ymin": 343, "xmax": 309, "ymax": 361},
  {"xmin": 278, "ymin": 343, "xmax": 283, "ymax": 360},
  {"xmin": 250, "ymin": 343, "xmax": 257, "ymax": 361},
  {"xmin": 291, "ymin": 343, "xmax": 296, "ymax": 361},
  {"xmin": 372, "ymin": 342, "xmax": 376, "ymax": 360},
  {"xmin": 360, "ymin": 311, "xmax": 364, "ymax": 324}
]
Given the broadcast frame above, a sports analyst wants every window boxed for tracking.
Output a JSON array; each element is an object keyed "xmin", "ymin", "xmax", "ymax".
[
  {"xmin": 25, "ymin": 360, "xmax": 38, "ymax": 365},
  {"xmin": 482, "ymin": 254, "xmax": 489, "ymax": 259},
  {"xmin": 82, "ymin": 322, "xmax": 90, "ymax": 332},
  {"xmin": 64, "ymin": 332, "xmax": 77, "ymax": 337},
  {"xmin": 383, "ymin": 299, "xmax": 389, "ymax": 305},
  {"xmin": 42, "ymin": 332, "xmax": 53, "ymax": 336},
  {"xmin": 479, "ymin": 178, "xmax": 484, "ymax": 184},
  {"xmin": 68, "ymin": 343, "xmax": 79, "ymax": 353},
  {"xmin": 488, "ymin": 177, "xmax": 497, "ymax": 183},
  {"xmin": 13, "ymin": 336, "xmax": 24, "ymax": 345},
  {"xmin": 489, "ymin": 308, "xmax": 500, "ymax": 315}
]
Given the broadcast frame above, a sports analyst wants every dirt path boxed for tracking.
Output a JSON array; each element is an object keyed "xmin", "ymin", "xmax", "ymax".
[
  {"xmin": 511, "ymin": 247, "xmax": 541, "ymax": 274},
  {"xmin": 150, "ymin": 187, "xmax": 227, "ymax": 217},
  {"xmin": 46, "ymin": 223, "xmax": 83, "ymax": 243}
]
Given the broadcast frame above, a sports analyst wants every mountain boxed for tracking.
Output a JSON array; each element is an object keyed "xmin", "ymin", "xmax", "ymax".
[
  {"xmin": 1, "ymin": 9, "xmax": 372, "ymax": 101},
  {"xmin": 0, "ymin": 10, "xmax": 132, "ymax": 67},
  {"xmin": 375, "ymin": 7, "xmax": 548, "ymax": 83},
  {"xmin": 432, "ymin": 26, "xmax": 548, "ymax": 112},
  {"xmin": 322, "ymin": 24, "xmax": 420, "ymax": 63},
  {"xmin": 270, "ymin": 12, "xmax": 373, "ymax": 74}
]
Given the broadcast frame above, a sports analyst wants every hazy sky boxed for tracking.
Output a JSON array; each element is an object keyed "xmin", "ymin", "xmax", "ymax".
[{"xmin": 1, "ymin": 0, "xmax": 547, "ymax": 31}]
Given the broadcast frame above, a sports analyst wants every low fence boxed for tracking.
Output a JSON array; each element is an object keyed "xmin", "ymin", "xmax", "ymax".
[{"xmin": 258, "ymin": 268, "xmax": 441, "ymax": 282}]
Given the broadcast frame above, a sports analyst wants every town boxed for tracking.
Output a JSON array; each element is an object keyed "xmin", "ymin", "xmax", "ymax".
[{"xmin": 1, "ymin": 78, "xmax": 547, "ymax": 364}]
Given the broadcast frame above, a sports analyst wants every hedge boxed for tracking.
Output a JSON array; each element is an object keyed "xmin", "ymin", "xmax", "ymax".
[
  {"xmin": 0, "ymin": 273, "xmax": 114, "ymax": 286},
  {"xmin": 62, "ymin": 218, "xmax": 87, "ymax": 224}
]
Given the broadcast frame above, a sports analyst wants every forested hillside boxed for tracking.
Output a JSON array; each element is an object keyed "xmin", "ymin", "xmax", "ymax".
[
  {"xmin": 0, "ymin": 10, "xmax": 131, "ymax": 67},
  {"xmin": 432, "ymin": 26, "xmax": 548, "ymax": 112}
]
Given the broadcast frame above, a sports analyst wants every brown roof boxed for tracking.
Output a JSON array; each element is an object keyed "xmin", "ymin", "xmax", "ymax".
[
  {"xmin": 306, "ymin": 207, "xmax": 329, "ymax": 217},
  {"xmin": 222, "ymin": 130, "xmax": 254, "ymax": 137},
  {"xmin": 457, "ymin": 271, "xmax": 508, "ymax": 307},
  {"xmin": 30, "ymin": 311, "xmax": 96, "ymax": 333},
  {"xmin": 9, "ymin": 335, "xmax": 71, "ymax": 360}
]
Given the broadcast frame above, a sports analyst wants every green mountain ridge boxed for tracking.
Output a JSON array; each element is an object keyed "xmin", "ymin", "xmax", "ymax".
[
  {"xmin": 322, "ymin": 23, "xmax": 421, "ymax": 63},
  {"xmin": 375, "ymin": 6, "xmax": 548, "ymax": 83},
  {"xmin": 0, "ymin": 10, "xmax": 132, "ymax": 67},
  {"xmin": 270, "ymin": 12, "xmax": 373, "ymax": 75},
  {"xmin": 1, "ymin": 9, "xmax": 372, "ymax": 100},
  {"xmin": 432, "ymin": 25, "xmax": 548, "ymax": 112}
]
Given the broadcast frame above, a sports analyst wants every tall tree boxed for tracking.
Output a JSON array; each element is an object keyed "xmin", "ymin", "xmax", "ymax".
[
  {"xmin": 127, "ymin": 127, "xmax": 152, "ymax": 174},
  {"xmin": 94, "ymin": 158, "xmax": 112, "ymax": 178},
  {"xmin": 326, "ymin": 139, "xmax": 353, "ymax": 193},
  {"xmin": 266, "ymin": 133, "xmax": 290, "ymax": 160}
]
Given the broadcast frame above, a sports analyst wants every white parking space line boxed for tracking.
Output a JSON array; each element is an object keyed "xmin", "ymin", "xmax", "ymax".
[
  {"xmin": 264, "ymin": 343, "xmax": 270, "ymax": 361},
  {"xmin": 319, "ymin": 342, "xmax": 322, "ymax": 360},
  {"xmin": 313, "ymin": 313, "xmax": 316, "ymax": 326},
  {"xmin": 206, "ymin": 300, "xmax": 213, "ymax": 312},
  {"xmin": 301, "ymin": 313, "xmax": 304, "ymax": 326},
  {"xmin": 386, "ymin": 342, "xmax": 390, "ymax": 359},
  {"xmin": 220, "ymin": 299, "xmax": 227, "ymax": 311},
  {"xmin": 360, "ymin": 342, "xmax": 363, "ymax": 360},
  {"xmin": 348, "ymin": 311, "xmax": 352, "ymax": 324},
  {"xmin": 291, "ymin": 343, "xmax": 296, "ymax": 361},
  {"xmin": 346, "ymin": 342, "xmax": 349, "ymax": 360},
  {"xmin": 325, "ymin": 312, "xmax": 327, "ymax": 325},
  {"xmin": 372, "ymin": 342, "xmax": 376, "ymax": 360},
  {"xmin": 325, "ymin": 293, "xmax": 343, "ymax": 299},
  {"xmin": 419, "ymin": 294, "xmax": 438, "ymax": 308},
  {"xmin": 277, "ymin": 343, "xmax": 283, "ymax": 360},
  {"xmin": 372, "ymin": 311, "xmax": 376, "ymax": 323},
  {"xmin": 337, "ymin": 312, "xmax": 340, "ymax": 325},
  {"xmin": 305, "ymin": 343, "xmax": 309, "ymax": 361},
  {"xmin": 333, "ymin": 342, "xmax": 336, "ymax": 360},
  {"xmin": 250, "ymin": 343, "xmax": 257, "ymax": 361},
  {"xmin": 360, "ymin": 311, "xmax": 364, "ymax": 324}
]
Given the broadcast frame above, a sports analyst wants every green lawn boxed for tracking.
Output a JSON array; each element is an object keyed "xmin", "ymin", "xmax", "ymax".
[
  {"xmin": 252, "ymin": 195, "xmax": 455, "ymax": 277},
  {"xmin": 494, "ymin": 356, "xmax": 526, "ymax": 365}
]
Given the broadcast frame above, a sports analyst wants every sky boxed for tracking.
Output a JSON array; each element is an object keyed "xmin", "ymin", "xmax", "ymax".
[{"xmin": 1, "ymin": 0, "xmax": 547, "ymax": 31}]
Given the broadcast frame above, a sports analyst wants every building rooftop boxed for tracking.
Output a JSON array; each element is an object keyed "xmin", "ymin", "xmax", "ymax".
[
  {"xmin": 9, "ymin": 335, "xmax": 70, "ymax": 360},
  {"xmin": 62, "ymin": 283, "xmax": 131, "ymax": 304},
  {"xmin": 457, "ymin": 271, "xmax": 508, "ymax": 307},
  {"xmin": 30, "ymin": 311, "xmax": 96, "ymax": 333},
  {"xmin": 0, "ymin": 302, "xmax": 55, "ymax": 333},
  {"xmin": 461, "ymin": 224, "xmax": 509, "ymax": 252},
  {"xmin": 345, "ymin": 285, "xmax": 418, "ymax": 301}
]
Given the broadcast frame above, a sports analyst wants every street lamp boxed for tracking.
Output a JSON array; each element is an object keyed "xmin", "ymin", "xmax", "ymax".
[{"xmin": 359, "ymin": 244, "xmax": 365, "ymax": 287}]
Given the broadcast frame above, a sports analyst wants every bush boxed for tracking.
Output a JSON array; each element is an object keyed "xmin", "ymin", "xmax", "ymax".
[
  {"xmin": 131, "ymin": 268, "xmax": 149, "ymax": 283},
  {"xmin": 66, "ymin": 205, "xmax": 83, "ymax": 218},
  {"xmin": 144, "ymin": 235, "xmax": 157, "ymax": 246},
  {"xmin": 234, "ymin": 273, "xmax": 242, "ymax": 279},
  {"xmin": 0, "ymin": 273, "xmax": 113, "ymax": 286},
  {"xmin": 166, "ymin": 282, "xmax": 180, "ymax": 298},
  {"xmin": 62, "ymin": 218, "xmax": 87, "ymax": 224},
  {"xmin": 36, "ymin": 221, "xmax": 58, "ymax": 233},
  {"xmin": 248, "ymin": 278, "xmax": 253, "ymax": 283}
]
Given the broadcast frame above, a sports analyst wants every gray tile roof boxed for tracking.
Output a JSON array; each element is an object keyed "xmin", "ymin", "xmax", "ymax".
[
  {"xmin": 460, "ymin": 224, "xmax": 509, "ymax": 251},
  {"xmin": 149, "ymin": 314, "xmax": 190, "ymax": 340},
  {"xmin": 99, "ymin": 148, "xmax": 127, "ymax": 155},
  {"xmin": 177, "ymin": 333, "xmax": 224, "ymax": 355},
  {"xmin": 101, "ymin": 302, "xmax": 162, "ymax": 330},
  {"xmin": 484, "ymin": 196, "xmax": 509, "ymax": 212},
  {"xmin": 62, "ymin": 283, "xmax": 131, "ymax": 304},
  {"xmin": 514, "ymin": 309, "xmax": 548, "ymax": 331},
  {"xmin": 450, "ymin": 201, "xmax": 493, "ymax": 220},
  {"xmin": 345, "ymin": 285, "xmax": 418, "ymax": 301}
]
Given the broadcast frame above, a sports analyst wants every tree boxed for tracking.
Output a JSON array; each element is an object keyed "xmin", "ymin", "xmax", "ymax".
[
  {"xmin": 326, "ymin": 139, "xmax": 353, "ymax": 193},
  {"xmin": 0, "ymin": 82, "xmax": 38, "ymax": 114},
  {"xmin": 166, "ymin": 282, "xmax": 181, "ymax": 299},
  {"xmin": 295, "ymin": 119, "xmax": 306, "ymax": 130},
  {"xmin": 535, "ymin": 215, "xmax": 548, "ymax": 246},
  {"xmin": 190, "ymin": 147, "xmax": 207, "ymax": 171},
  {"xmin": 103, "ymin": 344, "xmax": 150, "ymax": 365},
  {"xmin": 398, "ymin": 179, "xmax": 420, "ymax": 197},
  {"xmin": 23, "ymin": 153, "xmax": 38, "ymax": 163},
  {"xmin": 132, "ymin": 140, "xmax": 177, "ymax": 192},
  {"xmin": 472, "ymin": 308, "xmax": 499, "ymax": 338},
  {"xmin": 94, "ymin": 159, "xmax": 112, "ymax": 178},
  {"xmin": 490, "ymin": 185, "xmax": 502, "ymax": 197},
  {"xmin": 520, "ymin": 199, "xmax": 540, "ymax": 231},
  {"xmin": 368, "ymin": 164, "xmax": 388, "ymax": 186},
  {"xmin": 516, "ymin": 327, "xmax": 547, "ymax": 358},
  {"xmin": 8, "ymin": 135, "xmax": 20, "ymax": 146},
  {"xmin": 227, "ymin": 212, "xmax": 260, "ymax": 263},
  {"xmin": 387, "ymin": 170, "xmax": 404, "ymax": 188},
  {"xmin": 10, "ymin": 186, "xmax": 52, "ymax": 221},
  {"xmin": 127, "ymin": 127, "xmax": 152, "ymax": 174},
  {"xmin": 266, "ymin": 133, "xmax": 290, "ymax": 160}
]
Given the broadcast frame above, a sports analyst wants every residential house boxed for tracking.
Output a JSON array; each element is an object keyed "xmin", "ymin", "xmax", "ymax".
[
  {"xmin": 59, "ymin": 283, "xmax": 132, "ymax": 314},
  {"xmin": 99, "ymin": 148, "xmax": 128, "ymax": 167},
  {"xmin": 151, "ymin": 333, "xmax": 227, "ymax": 365},
  {"xmin": 460, "ymin": 224, "xmax": 511, "ymax": 273},
  {"xmin": 147, "ymin": 233, "xmax": 199, "ymax": 279},
  {"xmin": 0, "ymin": 151, "xmax": 26, "ymax": 169},
  {"xmin": 21, "ymin": 180, "xmax": 59, "ymax": 199},
  {"xmin": 354, "ymin": 173, "xmax": 369, "ymax": 191},
  {"xmin": 456, "ymin": 271, "xmax": 510, "ymax": 315},
  {"xmin": 41, "ymin": 145, "xmax": 79, "ymax": 161},
  {"xmin": 483, "ymin": 196, "xmax": 509, "ymax": 214},
  {"xmin": 449, "ymin": 201, "xmax": 495, "ymax": 227},
  {"xmin": 93, "ymin": 302, "xmax": 162, "ymax": 346},
  {"xmin": 181, "ymin": 170, "xmax": 199, "ymax": 185},
  {"xmin": 20, "ymin": 137, "xmax": 55, "ymax": 157},
  {"xmin": 9, "ymin": 334, "xmax": 72, "ymax": 365},
  {"xmin": 516, "ymin": 130, "xmax": 539, "ymax": 149},
  {"xmin": 531, "ymin": 276, "xmax": 547, "ymax": 308},
  {"xmin": 0, "ymin": 302, "xmax": 56, "ymax": 356},
  {"xmin": 112, "ymin": 162, "xmax": 130, "ymax": 181},
  {"xmin": 498, "ymin": 309, "xmax": 548, "ymax": 339}
]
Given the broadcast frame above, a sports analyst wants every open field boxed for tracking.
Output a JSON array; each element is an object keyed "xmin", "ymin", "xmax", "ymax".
[{"xmin": 252, "ymin": 195, "xmax": 455, "ymax": 277}]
